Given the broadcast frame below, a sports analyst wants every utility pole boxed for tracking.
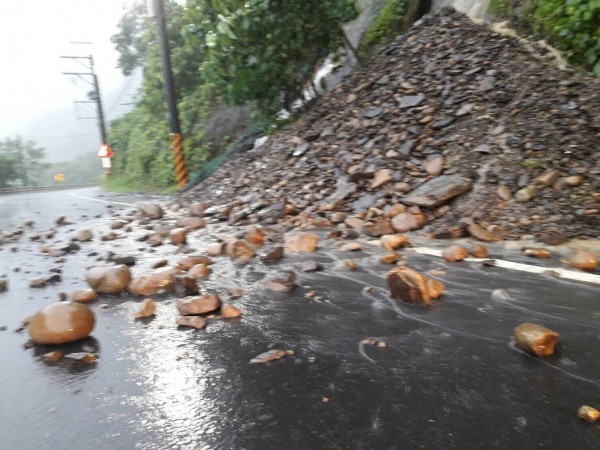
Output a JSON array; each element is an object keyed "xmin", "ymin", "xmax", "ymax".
[
  {"xmin": 149, "ymin": 0, "xmax": 189, "ymax": 190},
  {"xmin": 60, "ymin": 55, "xmax": 107, "ymax": 145}
]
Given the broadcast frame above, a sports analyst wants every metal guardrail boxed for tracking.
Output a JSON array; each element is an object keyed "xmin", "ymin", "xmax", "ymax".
[{"xmin": 0, "ymin": 184, "xmax": 99, "ymax": 195}]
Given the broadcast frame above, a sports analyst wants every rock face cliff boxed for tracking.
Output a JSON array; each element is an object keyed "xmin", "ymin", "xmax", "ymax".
[{"xmin": 182, "ymin": 8, "xmax": 600, "ymax": 240}]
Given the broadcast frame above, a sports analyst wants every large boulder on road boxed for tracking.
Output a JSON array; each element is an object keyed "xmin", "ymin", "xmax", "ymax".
[{"xmin": 85, "ymin": 265, "xmax": 131, "ymax": 294}]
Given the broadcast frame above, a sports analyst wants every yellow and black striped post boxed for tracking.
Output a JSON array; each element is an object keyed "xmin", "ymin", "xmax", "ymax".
[
  {"xmin": 152, "ymin": 0, "xmax": 189, "ymax": 190},
  {"xmin": 171, "ymin": 133, "xmax": 188, "ymax": 189}
]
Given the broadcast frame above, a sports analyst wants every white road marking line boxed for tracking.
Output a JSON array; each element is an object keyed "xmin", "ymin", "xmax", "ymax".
[
  {"xmin": 68, "ymin": 192, "xmax": 137, "ymax": 207},
  {"xmin": 410, "ymin": 247, "xmax": 600, "ymax": 285}
]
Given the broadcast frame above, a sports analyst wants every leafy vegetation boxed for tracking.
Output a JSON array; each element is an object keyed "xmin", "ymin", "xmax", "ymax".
[
  {"xmin": 490, "ymin": 0, "xmax": 600, "ymax": 76},
  {"xmin": 359, "ymin": 0, "xmax": 414, "ymax": 57},
  {"xmin": 534, "ymin": 0, "xmax": 600, "ymax": 75},
  {"xmin": 107, "ymin": 0, "xmax": 358, "ymax": 191},
  {"xmin": 0, "ymin": 136, "xmax": 49, "ymax": 187}
]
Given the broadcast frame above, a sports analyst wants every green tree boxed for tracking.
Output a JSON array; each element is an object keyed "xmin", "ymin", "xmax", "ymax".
[
  {"xmin": 0, "ymin": 136, "xmax": 49, "ymax": 187},
  {"xmin": 190, "ymin": 0, "xmax": 358, "ymax": 113},
  {"xmin": 533, "ymin": 0, "xmax": 600, "ymax": 75},
  {"xmin": 0, "ymin": 153, "xmax": 20, "ymax": 187},
  {"xmin": 108, "ymin": 0, "xmax": 358, "ymax": 190}
]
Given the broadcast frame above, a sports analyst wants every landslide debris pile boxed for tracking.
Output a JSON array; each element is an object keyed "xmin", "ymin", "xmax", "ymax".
[{"xmin": 182, "ymin": 7, "xmax": 600, "ymax": 240}]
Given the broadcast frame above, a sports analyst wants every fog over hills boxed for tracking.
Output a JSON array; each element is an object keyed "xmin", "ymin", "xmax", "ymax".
[{"xmin": 3, "ymin": 70, "xmax": 141, "ymax": 163}]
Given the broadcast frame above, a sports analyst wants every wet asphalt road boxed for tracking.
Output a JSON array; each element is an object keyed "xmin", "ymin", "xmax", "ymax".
[{"xmin": 0, "ymin": 187, "xmax": 599, "ymax": 449}]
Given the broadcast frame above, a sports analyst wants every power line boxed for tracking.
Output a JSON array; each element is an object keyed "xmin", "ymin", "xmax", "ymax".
[
  {"xmin": 60, "ymin": 55, "xmax": 107, "ymax": 144},
  {"xmin": 106, "ymin": 67, "xmax": 140, "ymax": 119}
]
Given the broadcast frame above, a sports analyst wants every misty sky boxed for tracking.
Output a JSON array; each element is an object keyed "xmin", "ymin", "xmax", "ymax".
[{"xmin": 0, "ymin": 0, "xmax": 134, "ymax": 137}]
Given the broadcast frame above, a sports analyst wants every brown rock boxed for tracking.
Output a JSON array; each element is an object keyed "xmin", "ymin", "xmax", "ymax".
[
  {"xmin": 178, "ymin": 255, "xmax": 214, "ymax": 270},
  {"xmin": 344, "ymin": 217, "xmax": 364, "ymax": 232},
  {"xmin": 497, "ymin": 185, "xmax": 512, "ymax": 201},
  {"xmin": 387, "ymin": 267, "xmax": 432, "ymax": 305},
  {"xmin": 385, "ymin": 204, "xmax": 407, "ymax": 217},
  {"xmin": 28, "ymin": 302, "xmax": 95, "ymax": 345},
  {"xmin": 147, "ymin": 234, "xmax": 163, "ymax": 247},
  {"xmin": 137, "ymin": 202, "xmax": 163, "ymax": 219},
  {"xmin": 128, "ymin": 268, "xmax": 178, "ymax": 296},
  {"xmin": 577, "ymin": 405, "xmax": 600, "ymax": 423},
  {"xmin": 381, "ymin": 234, "xmax": 409, "ymax": 250},
  {"xmin": 169, "ymin": 228, "xmax": 188, "ymax": 245},
  {"xmin": 284, "ymin": 232, "xmax": 319, "ymax": 252},
  {"xmin": 176, "ymin": 316, "xmax": 208, "ymax": 329},
  {"xmin": 176, "ymin": 217, "xmax": 206, "ymax": 230},
  {"xmin": 225, "ymin": 240, "xmax": 256, "ymax": 261},
  {"xmin": 134, "ymin": 298, "xmax": 156, "ymax": 319},
  {"xmin": 371, "ymin": 169, "xmax": 393, "ymax": 189},
  {"xmin": 542, "ymin": 233, "xmax": 569, "ymax": 246},
  {"xmin": 340, "ymin": 242, "xmax": 362, "ymax": 252},
  {"xmin": 425, "ymin": 277, "xmax": 445, "ymax": 299},
  {"xmin": 206, "ymin": 243, "xmax": 223, "ymax": 256},
  {"xmin": 363, "ymin": 217, "xmax": 395, "ymax": 237},
  {"xmin": 177, "ymin": 294, "xmax": 222, "ymax": 315},
  {"xmin": 220, "ymin": 303, "xmax": 242, "ymax": 319},
  {"xmin": 71, "ymin": 289, "xmax": 97, "ymax": 303},
  {"xmin": 264, "ymin": 271, "xmax": 296, "ymax": 292},
  {"xmin": 245, "ymin": 227, "xmax": 265, "ymax": 246},
  {"xmin": 330, "ymin": 212, "xmax": 347, "ymax": 223},
  {"xmin": 380, "ymin": 252, "xmax": 399, "ymax": 264},
  {"xmin": 343, "ymin": 259, "xmax": 357, "ymax": 270},
  {"xmin": 524, "ymin": 248, "xmax": 551, "ymax": 258},
  {"xmin": 74, "ymin": 229, "xmax": 93, "ymax": 242},
  {"xmin": 514, "ymin": 323, "xmax": 559, "ymax": 356},
  {"xmin": 30, "ymin": 278, "xmax": 49, "ymax": 288},
  {"xmin": 467, "ymin": 224, "xmax": 503, "ymax": 242},
  {"xmin": 442, "ymin": 245, "xmax": 469, "ymax": 262},
  {"xmin": 567, "ymin": 250, "xmax": 597, "ymax": 271},
  {"xmin": 85, "ymin": 265, "xmax": 132, "ymax": 294},
  {"xmin": 470, "ymin": 244, "xmax": 489, "ymax": 258},
  {"xmin": 174, "ymin": 274, "xmax": 199, "ymax": 296},
  {"xmin": 432, "ymin": 226, "xmax": 467, "ymax": 239},
  {"xmin": 514, "ymin": 185, "xmax": 537, "ymax": 202},
  {"xmin": 189, "ymin": 202, "xmax": 208, "ymax": 217},
  {"xmin": 152, "ymin": 259, "xmax": 169, "ymax": 269},
  {"xmin": 154, "ymin": 224, "xmax": 174, "ymax": 237},
  {"xmin": 261, "ymin": 246, "xmax": 285, "ymax": 262},
  {"xmin": 565, "ymin": 176, "xmax": 583, "ymax": 187},
  {"xmin": 391, "ymin": 212, "xmax": 426, "ymax": 233},
  {"xmin": 534, "ymin": 170, "xmax": 560, "ymax": 187},
  {"xmin": 188, "ymin": 264, "xmax": 211, "ymax": 278},
  {"xmin": 424, "ymin": 155, "xmax": 444, "ymax": 176}
]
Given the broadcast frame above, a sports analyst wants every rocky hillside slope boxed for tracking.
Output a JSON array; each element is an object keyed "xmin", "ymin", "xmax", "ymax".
[{"xmin": 181, "ymin": 8, "xmax": 600, "ymax": 241}]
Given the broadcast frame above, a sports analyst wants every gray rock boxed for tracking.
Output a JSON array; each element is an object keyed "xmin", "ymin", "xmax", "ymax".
[
  {"xmin": 292, "ymin": 142, "xmax": 310, "ymax": 157},
  {"xmin": 478, "ymin": 76, "xmax": 495, "ymax": 92},
  {"xmin": 362, "ymin": 107, "xmax": 383, "ymax": 118},
  {"xmin": 401, "ymin": 174, "xmax": 472, "ymax": 208},
  {"xmin": 399, "ymin": 93, "xmax": 425, "ymax": 108},
  {"xmin": 137, "ymin": 202, "xmax": 163, "ymax": 219}
]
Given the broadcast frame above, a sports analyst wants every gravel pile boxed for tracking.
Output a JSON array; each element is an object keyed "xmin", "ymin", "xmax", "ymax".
[{"xmin": 181, "ymin": 7, "xmax": 600, "ymax": 241}]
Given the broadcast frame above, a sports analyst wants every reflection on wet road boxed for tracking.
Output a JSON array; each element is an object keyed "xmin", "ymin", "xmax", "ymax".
[{"xmin": 0, "ymin": 187, "xmax": 599, "ymax": 449}]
